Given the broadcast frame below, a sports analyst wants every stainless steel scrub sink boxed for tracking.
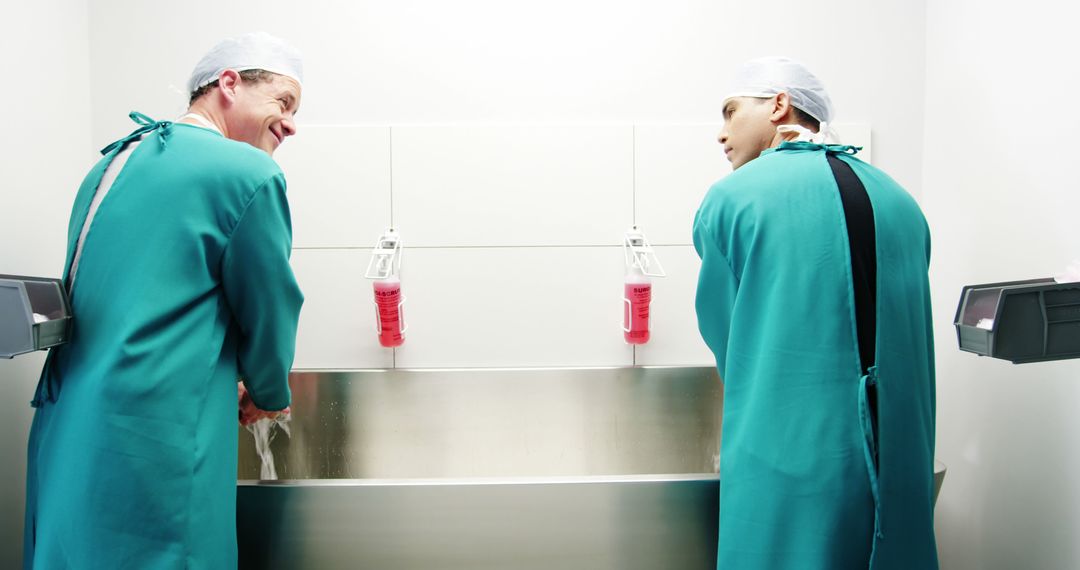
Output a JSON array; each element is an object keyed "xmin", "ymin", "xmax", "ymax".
[
  {"xmin": 235, "ymin": 367, "xmax": 944, "ymax": 570},
  {"xmin": 236, "ymin": 366, "xmax": 722, "ymax": 570},
  {"xmin": 238, "ymin": 366, "xmax": 723, "ymax": 480}
]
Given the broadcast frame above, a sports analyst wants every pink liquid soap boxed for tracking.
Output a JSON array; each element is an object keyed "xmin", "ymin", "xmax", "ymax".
[
  {"xmin": 374, "ymin": 278, "xmax": 405, "ymax": 347},
  {"xmin": 624, "ymin": 281, "xmax": 652, "ymax": 344}
]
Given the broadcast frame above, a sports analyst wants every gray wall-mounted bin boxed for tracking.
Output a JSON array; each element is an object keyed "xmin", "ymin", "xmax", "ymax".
[
  {"xmin": 955, "ymin": 277, "xmax": 1080, "ymax": 364},
  {"xmin": 0, "ymin": 275, "xmax": 72, "ymax": 359}
]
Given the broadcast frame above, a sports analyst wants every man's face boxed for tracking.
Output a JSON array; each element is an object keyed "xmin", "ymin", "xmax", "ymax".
[
  {"xmin": 227, "ymin": 73, "xmax": 302, "ymax": 155},
  {"xmin": 718, "ymin": 96, "xmax": 777, "ymax": 170}
]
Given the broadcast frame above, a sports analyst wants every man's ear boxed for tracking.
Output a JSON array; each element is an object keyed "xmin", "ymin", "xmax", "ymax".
[
  {"xmin": 769, "ymin": 92, "xmax": 792, "ymax": 124},
  {"xmin": 217, "ymin": 69, "xmax": 242, "ymax": 106}
]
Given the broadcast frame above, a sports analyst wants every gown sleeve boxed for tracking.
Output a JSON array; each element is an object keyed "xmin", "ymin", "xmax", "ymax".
[
  {"xmin": 221, "ymin": 173, "xmax": 304, "ymax": 411},
  {"xmin": 693, "ymin": 206, "xmax": 739, "ymax": 375}
]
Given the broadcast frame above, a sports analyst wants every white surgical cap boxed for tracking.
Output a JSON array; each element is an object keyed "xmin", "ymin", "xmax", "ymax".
[
  {"xmin": 723, "ymin": 56, "xmax": 833, "ymax": 124},
  {"xmin": 186, "ymin": 31, "xmax": 304, "ymax": 93}
]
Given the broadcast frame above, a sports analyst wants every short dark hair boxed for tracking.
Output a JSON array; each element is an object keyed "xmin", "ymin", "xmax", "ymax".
[
  {"xmin": 188, "ymin": 69, "xmax": 277, "ymax": 106},
  {"xmin": 791, "ymin": 107, "xmax": 821, "ymax": 132}
]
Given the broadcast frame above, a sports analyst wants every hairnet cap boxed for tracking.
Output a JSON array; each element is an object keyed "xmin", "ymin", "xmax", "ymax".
[
  {"xmin": 186, "ymin": 31, "xmax": 304, "ymax": 93},
  {"xmin": 723, "ymin": 56, "xmax": 833, "ymax": 124}
]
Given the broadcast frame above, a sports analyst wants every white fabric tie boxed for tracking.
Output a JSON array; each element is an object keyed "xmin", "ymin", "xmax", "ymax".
[
  {"xmin": 777, "ymin": 121, "xmax": 834, "ymax": 145},
  {"xmin": 178, "ymin": 112, "xmax": 222, "ymax": 135}
]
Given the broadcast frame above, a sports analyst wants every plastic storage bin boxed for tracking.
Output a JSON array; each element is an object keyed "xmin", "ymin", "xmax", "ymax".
[
  {"xmin": 0, "ymin": 275, "xmax": 72, "ymax": 359},
  {"xmin": 955, "ymin": 277, "xmax": 1080, "ymax": 364}
]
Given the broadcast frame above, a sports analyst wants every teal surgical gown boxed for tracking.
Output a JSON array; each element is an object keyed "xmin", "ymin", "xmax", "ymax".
[
  {"xmin": 24, "ymin": 114, "xmax": 303, "ymax": 569},
  {"xmin": 693, "ymin": 142, "xmax": 937, "ymax": 569}
]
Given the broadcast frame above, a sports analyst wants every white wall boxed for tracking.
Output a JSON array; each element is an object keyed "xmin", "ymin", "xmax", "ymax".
[
  {"xmin": 278, "ymin": 121, "xmax": 869, "ymax": 370},
  {"xmin": 924, "ymin": 2, "xmax": 1080, "ymax": 568},
  {"xmin": 84, "ymin": 0, "xmax": 923, "ymax": 187},
  {"xmin": 0, "ymin": 2, "xmax": 93, "ymax": 568}
]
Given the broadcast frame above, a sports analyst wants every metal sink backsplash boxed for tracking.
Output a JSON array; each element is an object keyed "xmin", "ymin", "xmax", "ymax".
[{"xmin": 238, "ymin": 366, "xmax": 722, "ymax": 480}]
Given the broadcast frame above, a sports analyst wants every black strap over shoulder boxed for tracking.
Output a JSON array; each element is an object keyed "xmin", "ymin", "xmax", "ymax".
[{"xmin": 826, "ymin": 153, "xmax": 877, "ymax": 375}]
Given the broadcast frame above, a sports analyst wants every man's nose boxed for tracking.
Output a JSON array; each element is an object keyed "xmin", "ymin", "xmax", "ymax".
[
  {"xmin": 282, "ymin": 118, "xmax": 297, "ymax": 138},
  {"xmin": 718, "ymin": 130, "xmax": 728, "ymax": 145}
]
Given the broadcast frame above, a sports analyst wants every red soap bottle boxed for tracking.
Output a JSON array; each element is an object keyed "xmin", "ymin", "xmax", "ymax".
[
  {"xmin": 374, "ymin": 275, "xmax": 405, "ymax": 348},
  {"xmin": 623, "ymin": 265, "xmax": 652, "ymax": 345},
  {"xmin": 366, "ymin": 228, "xmax": 406, "ymax": 348}
]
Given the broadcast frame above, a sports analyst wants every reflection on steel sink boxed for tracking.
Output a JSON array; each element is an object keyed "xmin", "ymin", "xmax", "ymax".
[{"xmin": 238, "ymin": 366, "xmax": 722, "ymax": 480}]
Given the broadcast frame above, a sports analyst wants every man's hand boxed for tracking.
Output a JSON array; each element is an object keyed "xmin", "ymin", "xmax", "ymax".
[{"xmin": 238, "ymin": 383, "xmax": 290, "ymax": 426}]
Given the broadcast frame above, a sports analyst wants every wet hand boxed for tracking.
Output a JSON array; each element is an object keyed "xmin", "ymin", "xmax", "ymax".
[{"xmin": 238, "ymin": 383, "xmax": 290, "ymax": 426}]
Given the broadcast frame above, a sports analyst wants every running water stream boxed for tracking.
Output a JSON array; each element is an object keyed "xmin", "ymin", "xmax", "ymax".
[{"xmin": 245, "ymin": 415, "xmax": 291, "ymax": 480}]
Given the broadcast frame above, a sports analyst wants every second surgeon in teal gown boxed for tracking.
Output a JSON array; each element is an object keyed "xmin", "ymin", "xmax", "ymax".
[{"xmin": 694, "ymin": 57, "xmax": 938, "ymax": 569}]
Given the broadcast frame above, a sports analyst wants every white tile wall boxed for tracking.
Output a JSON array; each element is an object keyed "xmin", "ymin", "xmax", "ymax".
[
  {"xmin": 393, "ymin": 247, "xmax": 634, "ymax": 368},
  {"xmin": 283, "ymin": 124, "xmax": 871, "ymax": 370},
  {"xmin": 392, "ymin": 126, "xmax": 634, "ymax": 247},
  {"xmin": 634, "ymin": 125, "xmax": 731, "ymax": 246},
  {"xmin": 290, "ymin": 249, "xmax": 395, "ymax": 369},
  {"xmin": 633, "ymin": 245, "xmax": 716, "ymax": 367},
  {"xmin": 275, "ymin": 126, "xmax": 392, "ymax": 248}
]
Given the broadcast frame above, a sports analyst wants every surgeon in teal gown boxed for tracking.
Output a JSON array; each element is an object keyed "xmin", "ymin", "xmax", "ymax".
[
  {"xmin": 25, "ymin": 33, "xmax": 305, "ymax": 569},
  {"xmin": 694, "ymin": 58, "xmax": 938, "ymax": 569}
]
